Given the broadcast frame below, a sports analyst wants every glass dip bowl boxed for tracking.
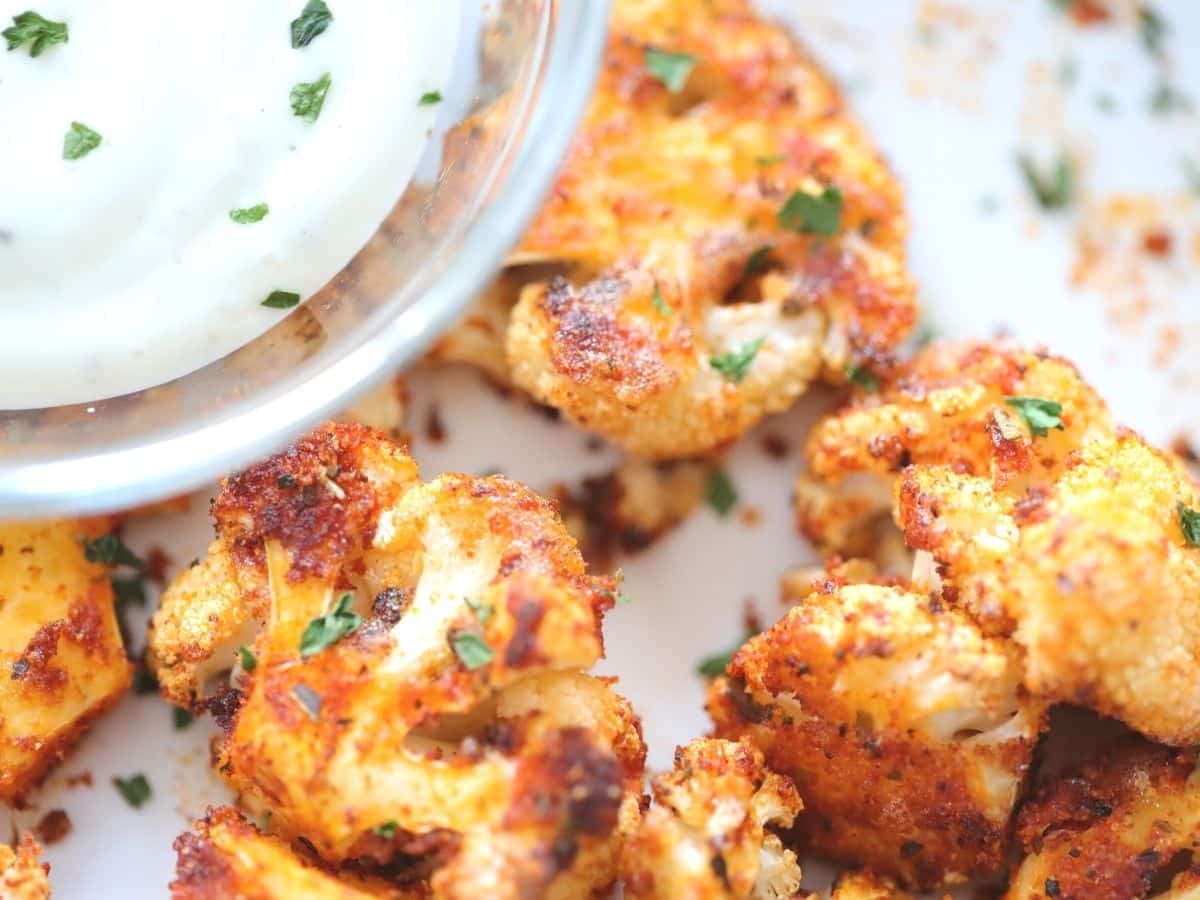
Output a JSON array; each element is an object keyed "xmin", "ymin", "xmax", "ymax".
[{"xmin": 0, "ymin": 1, "xmax": 610, "ymax": 517}]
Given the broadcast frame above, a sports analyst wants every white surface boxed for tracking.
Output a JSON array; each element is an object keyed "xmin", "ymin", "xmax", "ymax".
[
  {"xmin": 0, "ymin": 0, "xmax": 455, "ymax": 407},
  {"xmin": 6, "ymin": 0, "xmax": 1200, "ymax": 896}
]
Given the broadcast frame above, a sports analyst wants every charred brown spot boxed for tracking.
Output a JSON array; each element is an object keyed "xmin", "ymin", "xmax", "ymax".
[
  {"xmin": 371, "ymin": 587, "xmax": 412, "ymax": 627},
  {"xmin": 200, "ymin": 684, "xmax": 245, "ymax": 734},
  {"xmin": 1014, "ymin": 485, "xmax": 1054, "ymax": 525},
  {"xmin": 34, "ymin": 809, "xmax": 71, "ymax": 845},
  {"xmin": 214, "ymin": 423, "xmax": 389, "ymax": 583},
  {"xmin": 171, "ymin": 831, "xmax": 233, "ymax": 891},
  {"xmin": 504, "ymin": 595, "xmax": 548, "ymax": 668},
  {"xmin": 504, "ymin": 727, "xmax": 623, "ymax": 840}
]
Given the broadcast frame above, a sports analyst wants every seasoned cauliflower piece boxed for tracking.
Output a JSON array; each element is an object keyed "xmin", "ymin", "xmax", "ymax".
[
  {"xmin": 829, "ymin": 869, "xmax": 911, "ymax": 899},
  {"xmin": 707, "ymin": 580, "xmax": 1042, "ymax": 888},
  {"xmin": 621, "ymin": 738, "xmax": 802, "ymax": 899},
  {"xmin": 481, "ymin": 0, "xmax": 913, "ymax": 459},
  {"xmin": 1006, "ymin": 738, "xmax": 1200, "ymax": 900},
  {"xmin": 556, "ymin": 457, "xmax": 709, "ymax": 563},
  {"xmin": 795, "ymin": 341, "xmax": 1111, "ymax": 559},
  {"xmin": 0, "ymin": 835, "xmax": 50, "ymax": 900},
  {"xmin": 0, "ymin": 520, "xmax": 132, "ymax": 803},
  {"xmin": 172, "ymin": 806, "xmax": 422, "ymax": 899},
  {"xmin": 900, "ymin": 430, "xmax": 1200, "ymax": 744},
  {"xmin": 149, "ymin": 423, "xmax": 645, "ymax": 899},
  {"xmin": 796, "ymin": 339, "xmax": 1200, "ymax": 745}
]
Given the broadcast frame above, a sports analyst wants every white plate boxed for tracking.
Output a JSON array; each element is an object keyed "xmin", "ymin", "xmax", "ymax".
[{"xmin": 8, "ymin": 1, "xmax": 1199, "ymax": 896}]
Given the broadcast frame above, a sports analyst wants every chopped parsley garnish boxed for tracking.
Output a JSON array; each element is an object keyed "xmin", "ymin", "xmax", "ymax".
[
  {"xmin": 451, "ymin": 631, "xmax": 494, "ymax": 670},
  {"xmin": 743, "ymin": 245, "xmax": 774, "ymax": 279},
  {"xmin": 290, "ymin": 0, "xmax": 332, "ymax": 48},
  {"xmin": 291, "ymin": 683, "xmax": 322, "ymax": 720},
  {"xmin": 1149, "ymin": 81, "xmax": 1192, "ymax": 116},
  {"xmin": 230, "ymin": 203, "xmax": 269, "ymax": 224},
  {"xmin": 373, "ymin": 820, "xmax": 398, "ymax": 839},
  {"xmin": 1178, "ymin": 503, "xmax": 1200, "ymax": 547},
  {"xmin": 645, "ymin": 48, "xmax": 697, "ymax": 93},
  {"xmin": 111, "ymin": 575, "xmax": 147, "ymax": 607},
  {"xmin": 260, "ymin": 810, "xmax": 272, "ymax": 832},
  {"xmin": 113, "ymin": 774, "xmax": 152, "ymax": 808},
  {"xmin": 1005, "ymin": 396, "xmax": 1064, "ymax": 438},
  {"xmin": 237, "ymin": 645, "xmax": 257, "ymax": 672},
  {"xmin": 912, "ymin": 321, "xmax": 938, "ymax": 349},
  {"xmin": 651, "ymin": 280, "xmax": 672, "ymax": 316},
  {"xmin": 132, "ymin": 666, "xmax": 158, "ymax": 695},
  {"xmin": 1017, "ymin": 153, "xmax": 1073, "ymax": 210},
  {"xmin": 466, "ymin": 598, "xmax": 493, "ymax": 626},
  {"xmin": 755, "ymin": 153, "xmax": 786, "ymax": 166},
  {"xmin": 62, "ymin": 122, "xmax": 102, "ymax": 161},
  {"xmin": 1137, "ymin": 4, "xmax": 1166, "ymax": 56},
  {"xmin": 172, "ymin": 707, "xmax": 193, "ymax": 730},
  {"xmin": 418, "ymin": 90, "xmax": 443, "ymax": 106},
  {"xmin": 710, "ymin": 337, "xmax": 765, "ymax": 383},
  {"xmin": 1094, "ymin": 93, "xmax": 1117, "ymax": 114},
  {"xmin": 262, "ymin": 290, "xmax": 301, "ymax": 309},
  {"xmin": 299, "ymin": 593, "xmax": 361, "ymax": 656},
  {"xmin": 778, "ymin": 186, "xmax": 843, "ymax": 236},
  {"xmin": 4, "ymin": 11, "xmax": 67, "ymax": 56},
  {"xmin": 290, "ymin": 72, "xmax": 332, "ymax": 122},
  {"xmin": 82, "ymin": 534, "xmax": 143, "ymax": 568},
  {"xmin": 696, "ymin": 632, "xmax": 755, "ymax": 678},
  {"xmin": 601, "ymin": 569, "xmax": 629, "ymax": 606},
  {"xmin": 846, "ymin": 364, "xmax": 880, "ymax": 392},
  {"xmin": 706, "ymin": 469, "xmax": 738, "ymax": 517},
  {"xmin": 1183, "ymin": 158, "xmax": 1200, "ymax": 196}
]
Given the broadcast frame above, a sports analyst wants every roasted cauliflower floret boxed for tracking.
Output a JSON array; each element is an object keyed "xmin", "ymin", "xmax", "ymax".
[
  {"xmin": 829, "ymin": 869, "xmax": 911, "ymax": 899},
  {"xmin": 1006, "ymin": 738, "xmax": 1200, "ymax": 900},
  {"xmin": 0, "ymin": 835, "xmax": 50, "ymax": 900},
  {"xmin": 796, "ymin": 339, "xmax": 1200, "ymax": 745},
  {"xmin": 172, "ymin": 806, "xmax": 423, "ymax": 899},
  {"xmin": 149, "ymin": 423, "xmax": 645, "ymax": 900},
  {"xmin": 556, "ymin": 456, "xmax": 709, "ymax": 564},
  {"xmin": 621, "ymin": 738, "xmax": 802, "ymax": 899},
  {"xmin": 899, "ymin": 429, "xmax": 1200, "ymax": 743},
  {"xmin": 707, "ymin": 580, "xmax": 1042, "ymax": 889},
  {"xmin": 795, "ymin": 341, "xmax": 1111, "ymax": 559},
  {"xmin": 0, "ymin": 520, "xmax": 132, "ymax": 803},
  {"xmin": 459, "ymin": 0, "xmax": 913, "ymax": 460}
]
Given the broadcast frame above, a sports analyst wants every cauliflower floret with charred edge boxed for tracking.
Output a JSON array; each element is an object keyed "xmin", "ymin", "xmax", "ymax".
[
  {"xmin": 148, "ymin": 423, "xmax": 646, "ymax": 900},
  {"xmin": 172, "ymin": 806, "xmax": 425, "ymax": 899},
  {"xmin": 828, "ymin": 869, "xmax": 911, "ymax": 899},
  {"xmin": 795, "ymin": 341, "xmax": 1111, "ymax": 560},
  {"xmin": 620, "ymin": 738, "xmax": 803, "ymax": 899},
  {"xmin": 707, "ymin": 579, "xmax": 1043, "ymax": 889},
  {"xmin": 899, "ymin": 429, "xmax": 1200, "ymax": 744},
  {"xmin": 0, "ymin": 835, "xmax": 50, "ymax": 900},
  {"xmin": 796, "ymin": 339, "xmax": 1200, "ymax": 745},
  {"xmin": 1006, "ymin": 738, "xmax": 1200, "ymax": 900},
  {"xmin": 460, "ymin": 0, "xmax": 914, "ymax": 460},
  {"xmin": 0, "ymin": 520, "xmax": 132, "ymax": 803}
]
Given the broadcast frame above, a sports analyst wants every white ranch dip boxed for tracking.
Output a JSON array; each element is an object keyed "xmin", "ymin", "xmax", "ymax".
[{"xmin": 0, "ymin": 1, "xmax": 457, "ymax": 408}]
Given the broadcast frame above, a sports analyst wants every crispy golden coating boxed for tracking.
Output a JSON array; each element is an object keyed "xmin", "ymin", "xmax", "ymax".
[
  {"xmin": 488, "ymin": 0, "xmax": 914, "ymax": 459},
  {"xmin": 621, "ymin": 738, "xmax": 802, "ymax": 899},
  {"xmin": 0, "ymin": 835, "xmax": 50, "ymax": 900},
  {"xmin": 900, "ymin": 430, "xmax": 1200, "ymax": 743},
  {"xmin": 171, "ymin": 807, "xmax": 423, "ymax": 899},
  {"xmin": 1006, "ymin": 738, "xmax": 1200, "ymax": 900},
  {"xmin": 828, "ymin": 869, "xmax": 911, "ymax": 899},
  {"xmin": 0, "ymin": 520, "xmax": 132, "ymax": 803},
  {"xmin": 795, "ymin": 341, "xmax": 1111, "ymax": 558},
  {"xmin": 796, "ymin": 340, "xmax": 1200, "ymax": 745},
  {"xmin": 149, "ymin": 423, "xmax": 645, "ymax": 899},
  {"xmin": 707, "ymin": 579, "xmax": 1043, "ymax": 889}
]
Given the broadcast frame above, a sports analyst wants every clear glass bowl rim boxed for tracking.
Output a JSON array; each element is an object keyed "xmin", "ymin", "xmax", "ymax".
[{"xmin": 0, "ymin": 1, "xmax": 611, "ymax": 519}]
